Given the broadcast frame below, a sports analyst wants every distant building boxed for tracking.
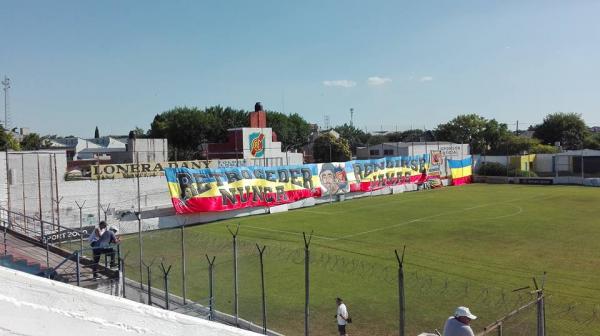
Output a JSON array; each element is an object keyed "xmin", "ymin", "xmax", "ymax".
[
  {"xmin": 590, "ymin": 126, "xmax": 600, "ymax": 133},
  {"xmin": 356, "ymin": 141, "xmax": 470, "ymax": 160},
  {"xmin": 47, "ymin": 136, "xmax": 168, "ymax": 176}
]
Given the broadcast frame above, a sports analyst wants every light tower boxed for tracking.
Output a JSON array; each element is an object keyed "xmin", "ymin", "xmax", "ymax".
[
  {"xmin": 1, "ymin": 76, "xmax": 10, "ymax": 130},
  {"xmin": 350, "ymin": 108, "xmax": 354, "ymax": 127}
]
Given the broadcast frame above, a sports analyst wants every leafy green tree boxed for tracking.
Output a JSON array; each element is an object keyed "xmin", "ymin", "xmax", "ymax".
[
  {"xmin": 132, "ymin": 127, "xmax": 147, "ymax": 138},
  {"xmin": 266, "ymin": 112, "xmax": 311, "ymax": 150},
  {"xmin": 533, "ymin": 112, "xmax": 589, "ymax": 149},
  {"xmin": 0, "ymin": 128, "xmax": 21, "ymax": 150},
  {"xmin": 367, "ymin": 134, "xmax": 388, "ymax": 145},
  {"xmin": 583, "ymin": 132, "xmax": 600, "ymax": 150},
  {"xmin": 385, "ymin": 129, "xmax": 435, "ymax": 142},
  {"xmin": 20, "ymin": 133, "xmax": 43, "ymax": 150},
  {"xmin": 493, "ymin": 135, "xmax": 558, "ymax": 155},
  {"xmin": 312, "ymin": 133, "xmax": 351, "ymax": 163},
  {"xmin": 435, "ymin": 114, "xmax": 511, "ymax": 154},
  {"xmin": 149, "ymin": 105, "xmax": 312, "ymax": 160},
  {"xmin": 334, "ymin": 124, "xmax": 370, "ymax": 153}
]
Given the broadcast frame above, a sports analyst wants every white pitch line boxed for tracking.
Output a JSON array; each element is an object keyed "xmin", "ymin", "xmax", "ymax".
[{"xmin": 333, "ymin": 194, "xmax": 544, "ymax": 241}]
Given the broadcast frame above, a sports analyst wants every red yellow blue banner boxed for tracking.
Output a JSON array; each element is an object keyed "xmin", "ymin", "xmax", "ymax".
[
  {"xmin": 447, "ymin": 156, "xmax": 473, "ymax": 185},
  {"xmin": 165, "ymin": 155, "xmax": 439, "ymax": 213}
]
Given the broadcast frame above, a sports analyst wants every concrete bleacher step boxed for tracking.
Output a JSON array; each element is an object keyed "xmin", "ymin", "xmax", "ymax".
[{"xmin": 0, "ymin": 254, "xmax": 47, "ymax": 276}]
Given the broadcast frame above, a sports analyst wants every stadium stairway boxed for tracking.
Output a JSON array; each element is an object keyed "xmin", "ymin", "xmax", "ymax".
[{"xmin": 0, "ymin": 230, "xmax": 117, "ymax": 288}]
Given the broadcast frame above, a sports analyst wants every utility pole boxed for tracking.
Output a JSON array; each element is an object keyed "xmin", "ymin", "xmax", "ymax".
[
  {"xmin": 350, "ymin": 108, "xmax": 354, "ymax": 127},
  {"xmin": 2, "ymin": 76, "xmax": 10, "ymax": 129}
]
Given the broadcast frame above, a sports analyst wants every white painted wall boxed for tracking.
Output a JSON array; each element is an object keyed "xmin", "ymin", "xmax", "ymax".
[{"xmin": 0, "ymin": 266, "xmax": 260, "ymax": 336}]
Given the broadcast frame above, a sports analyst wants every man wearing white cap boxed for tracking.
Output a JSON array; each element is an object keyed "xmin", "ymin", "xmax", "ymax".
[{"xmin": 443, "ymin": 306, "xmax": 477, "ymax": 336}]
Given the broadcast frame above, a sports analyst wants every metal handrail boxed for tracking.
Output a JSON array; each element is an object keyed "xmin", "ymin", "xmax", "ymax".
[{"xmin": 47, "ymin": 244, "xmax": 121, "ymax": 276}]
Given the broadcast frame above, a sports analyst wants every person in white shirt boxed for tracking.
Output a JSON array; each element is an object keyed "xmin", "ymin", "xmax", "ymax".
[
  {"xmin": 443, "ymin": 306, "xmax": 477, "ymax": 336},
  {"xmin": 335, "ymin": 297, "xmax": 349, "ymax": 336}
]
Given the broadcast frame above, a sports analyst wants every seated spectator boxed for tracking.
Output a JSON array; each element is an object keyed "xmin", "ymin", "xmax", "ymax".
[
  {"xmin": 443, "ymin": 306, "xmax": 477, "ymax": 336},
  {"xmin": 91, "ymin": 221, "xmax": 119, "ymax": 279}
]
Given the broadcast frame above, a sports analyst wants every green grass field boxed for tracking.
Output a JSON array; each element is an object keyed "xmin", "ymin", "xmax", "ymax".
[{"xmin": 122, "ymin": 184, "xmax": 600, "ymax": 336}]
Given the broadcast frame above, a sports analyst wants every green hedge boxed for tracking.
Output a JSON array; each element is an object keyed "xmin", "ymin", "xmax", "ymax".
[{"xmin": 477, "ymin": 162, "xmax": 537, "ymax": 177}]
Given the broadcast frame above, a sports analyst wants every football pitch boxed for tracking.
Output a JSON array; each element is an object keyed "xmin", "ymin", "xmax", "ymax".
[{"xmin": 122, "ymin": 184, "xmax": 600, "ymax": 336}]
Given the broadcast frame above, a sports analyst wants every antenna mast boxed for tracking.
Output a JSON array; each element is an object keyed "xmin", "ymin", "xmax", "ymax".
[{"xmin": 1, "ymin": 76, "xmax": 10, "ymax": 130}]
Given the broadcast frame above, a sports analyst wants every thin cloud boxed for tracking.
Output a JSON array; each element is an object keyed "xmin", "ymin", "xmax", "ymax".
[
  {"xmin": 323, "ymin": 80, "xmax": 357, "ymax": 88},
  {"xmin": 419, "ymin": 76, "xmax": 433, "ymax": 82},
  {"xmin": 367, "ymin": 76, "xmax": 392, "ymax": 86}
]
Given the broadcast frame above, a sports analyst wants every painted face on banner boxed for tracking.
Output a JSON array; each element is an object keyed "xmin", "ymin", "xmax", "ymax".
[{"xmin": 319, "ymin": 163, "xmax": 348, "ymax": 195}]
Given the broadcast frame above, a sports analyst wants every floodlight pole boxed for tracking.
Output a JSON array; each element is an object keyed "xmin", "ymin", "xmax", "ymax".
[
  {"xmin": 136, "ymin": 167, "xmax": 143, "ymax": 290},
  {"xmin": 96, "ymin": 159, "xmax": 101, "ymax": 223}
]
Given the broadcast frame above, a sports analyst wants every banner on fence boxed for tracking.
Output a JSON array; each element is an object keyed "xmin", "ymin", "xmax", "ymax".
[
  {"xmin": 164, "ymin": 154, "xmax": 462, "ymax": 214},
  {"xmin": 447, "ymin": 156, "xmax": 473, "ymax": 185}
]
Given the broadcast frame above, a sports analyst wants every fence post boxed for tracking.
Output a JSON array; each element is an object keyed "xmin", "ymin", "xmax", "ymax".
[
  {"xmin": 120, "ymin": 257, "xmax": 126, "ymax": 298},
  {"xmin": 101, "ymin": 203, "xmax": 111, "ymax": 222},
  {"xmin": 303, "ymin": 231, "xmax": 313, "ymax": 336},
  {"xmin": 206, "ymin": 255, "xmax": 216, "ymax": 321},
  {"xmin": 227, "ymin": 224, "xmax": 240, "ymax": 326},
  {"xmin": 256, "ymin": 244, "xmax": 268, "ymax": 334},
  {"xmin": 45, "ymin": 238, "xmax": 50, "ymax": 268},
  {"xmin": 143, "ymin": 260, "xmax": 155, "ymax": 306},
  {"xmin": 534, "ymin": 274, "xmax": 546, "ymax": 336},
  {"xmin": 180, "ymin": 221, "xmax": 187, "ymax": 305},
  {"xmin": 3, "ymin": 225, "xmax": 7, "ymax": 255},
  {"xmin": 76, "ymin": 251, "xmax": 81, "ymax": 286},
  {"xmin": 160, "ymin": 263, "xmax": 172, "ymax": 310},
  {"xmin": 38, "ymin": 215, "xmax": 45, "ymax": 244},
  {"xmin": 75, "ymin": 201, "xmax": 86, "ymax": 252},
  {"xmin": 497, "ymin": 322, "xmax": 503, "ymax": 336},
  {"xmin": 395, "ymin": 246, "xmax": 406, "ymax": 336}
]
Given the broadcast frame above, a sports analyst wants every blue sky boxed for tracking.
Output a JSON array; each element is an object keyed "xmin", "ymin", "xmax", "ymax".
[{"xmin": 2, "ymin": 1, "xmax": 599, "ymax": 137}]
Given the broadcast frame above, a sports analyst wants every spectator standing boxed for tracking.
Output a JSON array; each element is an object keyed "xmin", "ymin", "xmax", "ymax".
[{"xmin": 335, "ymin": 297, "xmax": 349, "ymax": 336}]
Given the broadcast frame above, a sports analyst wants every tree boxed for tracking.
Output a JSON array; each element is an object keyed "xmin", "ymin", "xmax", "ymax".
[
  {"xmin": 94, "ymin": 126, "xmax": 100, "ymax": 139},
  {"xmin": 20, "ymin": 133, "xmax": 43, "ymax": 150},
  {"xmin": 0, "ymin": 128, "xmax": 21, "ymax": 151},
  {"xmin": 435, "ymin": 114, "xmax": 511, "ymax": 154},
  {"xmin": 148, "ymin": 105, "xmax": 312, "ymax": 160},
  {"xmin": 312, "ymin": 133, "xmax": 351, "ymax": 163},
  {"xmin": 132, "ymin": 126, "xmax": 147, "ymax": 139},
  {"xmin": 266, "ymin": 112, "xmax": 312, "ymax": 150},
  {"xmin": 533, "ymin": 112, "xmax": 589, "ymax": 150},
  {"xmin": 493, "ymin": 135, "xmax": 558, "ymax": 155},
  {"xmin": 367, "ymin": 134, "xmax": 387, "ymax": 145},
  {"xmin": 584, "ymin": 132, "xmax": 600, "ymax": 150},
  {"xmin": 385, "ymin": 129, "xmax": 435, "ymax": 142},
  {"xmin": 334, "ymin": 124, "xmax": 370, "ymax": 153}
]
